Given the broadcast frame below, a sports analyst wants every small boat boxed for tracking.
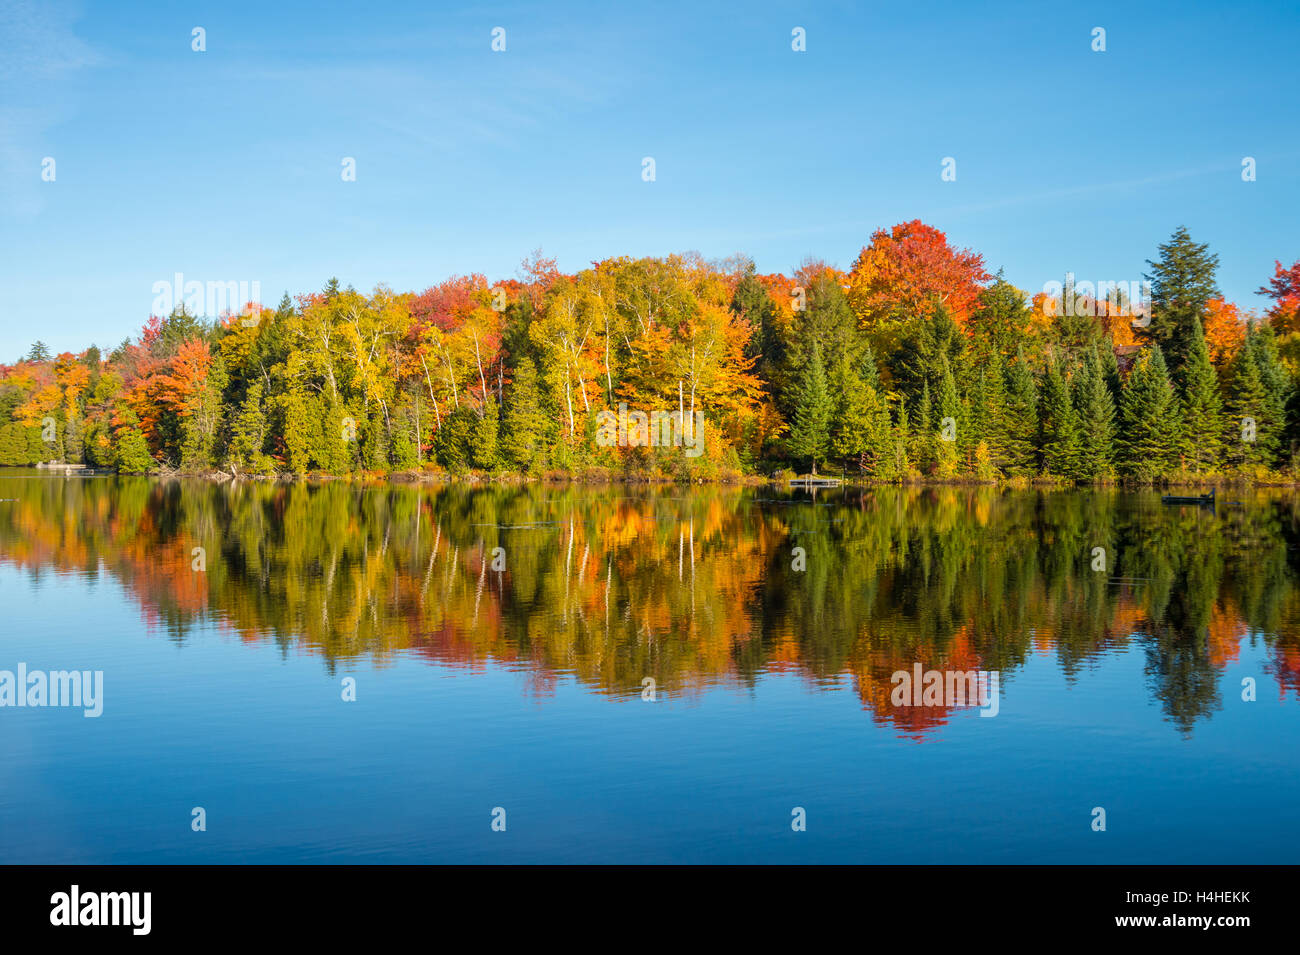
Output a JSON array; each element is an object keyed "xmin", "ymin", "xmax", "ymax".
[{"xmin": 1161, "ymin": 489, "xmax": 1215, "ymax": 507}]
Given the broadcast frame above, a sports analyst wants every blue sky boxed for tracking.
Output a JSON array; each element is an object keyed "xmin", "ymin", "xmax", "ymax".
[{"xmin": 1, "ymin": 0, "xmax": 1297, "ymax": 359}]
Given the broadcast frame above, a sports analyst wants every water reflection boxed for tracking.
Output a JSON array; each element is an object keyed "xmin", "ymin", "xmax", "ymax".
[{"xmin": 1, "ymin": 474, "xmax": 1297, "ymax": 737}]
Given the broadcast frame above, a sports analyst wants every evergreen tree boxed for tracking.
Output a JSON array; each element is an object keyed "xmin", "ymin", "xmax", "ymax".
[
  {"xmin": 0, "ymin": 423, "xmax": 29, "ymax": 465},
  {"xmin": 1224, "ymin": 330, "xmax": 1282, "ymax": 469},
  {"xmin": 360, "ymin": 409, "xmax": 387, "ymax": 470},
  {"xmin": 1142, "ymin": 226, "xmax": 1219, "ymax": 382},
  {"xmin": 787, "ymin": 341, "xmax": 832, "ymax": 473},
  {"xmin": 1099, "ymin": 343, "xmax": 1122, "ymax": 404},
  {"xmin": 911, "ymin": 381, "xmax": 933, "ymax": 470},
  {"xmin": 230, "ymin": 382, "xmax": 273, "ymax": 472},
  {"xmin": 1075, "ymin": 348, "xmax": 1117, "ymax": 479},
  {"xmin": 1248, "ymin": 322, "xmax": 1291, "ymax": 413},
  {"xmin": 1118, "ymin": 347, "xmax": 1180, "ymax": 479},
  {"xmin": 1039, "ymin": 357, "xmax": 1081, "ymax": 478},
  {"xmin": 471, "ymin": 396, "xmax": 499, "ymax": 470},
  {"xmin": 876, "ymin": 403, "xmax": 911, "ymax": 480},
  {"xmin": 1177, "ymin": 316, "xmax": 1224, "ymax": 472},
  {"xmin": 316, "ymin": 398, "xmax": 352, "ymax": 474},
  {"xmin": 933, "ymin": 352, "xmax": 960, "ymax": 476},
  {"xmin": 829, "ymin": 351, "xmax": 889, "ymax": 474},
  {"xmin": 1002, "ymin": 349, "xmax": 1039, "ymax": 476},
  {"xmin": 731, "ymin": 263, "xmax": 782, "ymax": 388},
  {"xmin": 891, "ymin": 304, "xmax": 961, "ymax": 404},
  {"xmin": 113, "ymin": 410, "xmax": 156, "ymax": 473},
  {"xmin": 969, "ymin": 272, "xmax": 1031, "ymax": 362},
  {"xmin": 434, "ymin": 406, "xmax": 474, "ymax": 472},
  {"xmin": 501, "ymin": 358, "xmax": 550, "ymax": 472},
  {"xmin": 962, "ymin": 345, "xmax": 1008, "ymax": 471},
  {"xmin": 1053, "ymin": 273, "xmax": 1106, "ymax": 353}
]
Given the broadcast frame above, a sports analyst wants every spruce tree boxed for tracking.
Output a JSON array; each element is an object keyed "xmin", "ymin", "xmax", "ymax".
[
  {"xmin": 1039, "ymin": 357, "xmax": 1081, "ymax": 478},
  {"xmin": 964, "ymin": 345, "xmax": 1008, "ymax": 472},
  {"xmin": 1075, "ymin": 348, "xmax": 1117, "ymax": 479},
  {"xmin": 829, "ymin": 352, "xmax": 887, "ymax": 474},
  {"xmin": 1142, "ymin": 226, "xmax": 1220, "ymax": 382},
  {"xmin": 933, "ymin": 353, "xmax": 960, "ymax": 476},
  {"xmin": 1177, "ymin": 316, "xmax": 1224, "ymax": 472},
  {"xmin": 731, "ymin": 264, "xmax": 782, "ymax": 388},
  {"xmin": 434, "ymin": 406, "xmax": 475, "ymax": 472},
  {"xmin": 113, "ymin": 409, "xmax": 156, "ymax": 473},
  {"xmin": 787, "ymin": 341, "xmax": 833, "ymax": 473},
  {"xmin": 1224, "ymin": 331, "xmax": 1281, "ymax": 469},
  {"xmin": 471, "ymin": 396, "xmax": 500, "ymax": 470},
  {"xmin": 1248, "ymin": 323, "xmax": 1291, "ymax": 414},
  {"xmin": 501, "ymin": 358, "xmax": 550, "ymax": 472},
  {"xmin": 1100, "ymin": 343, "xmax": 1122, "ymax": 404},
  {"xmin": 1118, "ymin": 347, "xmax": 1180, "ymax": 479},
  {"xmin": 969, "ymin": 272, "xmax": 1031, "ymax": 362},
  {"xmin": 875, "ymin": 402, "xmax": 910, "ymax": 480},
  {"xmin": 230, "ymin": 382, "xmax": 272, "ymax": 472},
  {"xmin": 1003, "ymin": 349, "xmax": 1039, "ymax": 477}
]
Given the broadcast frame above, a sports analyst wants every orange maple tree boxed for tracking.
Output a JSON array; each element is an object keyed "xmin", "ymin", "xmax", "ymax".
[{"xmin": 847, "ymin": 220, "xmax": 992, "ymax": 339}]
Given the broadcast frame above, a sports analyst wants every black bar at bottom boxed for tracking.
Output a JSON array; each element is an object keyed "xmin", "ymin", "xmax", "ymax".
[{"xmin": 0, "ymin": 864, "xmax": 1284, "ymax": 941}]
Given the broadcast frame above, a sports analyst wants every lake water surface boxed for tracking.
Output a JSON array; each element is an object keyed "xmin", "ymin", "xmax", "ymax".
[{"xmin": 1, "ymin": 473, "xmax": 1297, "ymax": 863}]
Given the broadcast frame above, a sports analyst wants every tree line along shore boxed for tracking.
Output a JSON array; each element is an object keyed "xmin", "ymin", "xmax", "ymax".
[{"xmin": 3, "ymin": 222, "xmax": 1299, "ymax": 486}]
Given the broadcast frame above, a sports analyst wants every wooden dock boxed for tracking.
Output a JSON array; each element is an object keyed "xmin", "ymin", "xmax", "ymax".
[{"xmin": 789, "ymin": 476, "xmax": 842, "ymax": 488}]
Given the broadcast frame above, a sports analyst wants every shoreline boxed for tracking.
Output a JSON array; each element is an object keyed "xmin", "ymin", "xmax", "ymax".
[{"xmin": 12, "ymin": 465, "xmax": 1297, "ymax": 490}]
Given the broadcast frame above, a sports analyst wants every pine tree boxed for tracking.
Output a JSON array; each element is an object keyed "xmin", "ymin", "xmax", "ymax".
[
  {"xmin": 911, "ymin": 381, "xmax": 933, "ymax": 471},
  {"xmin": 969, "ymin": 272, "xmax": 1031, "ymax": 362},
  {"xmin": 1118, "ymin": 347, "xmax": 1180, "ymax": 479},
  {"xmin": 1177, "ymin": 316, "xmax": 1224, "ymax": 472},
  {"xmin": 434, "ymin": 406, "xmax": 474, "ymax": 472},
  {"xmin": 0, "ymin": 423, "xmax": 29, "ymax": 465},
  {"xmin": 829, "ymin": 353, "xmax": 878, "ymax": 473},
  {"xmin": 1099, "ymin": 343, "xmax": 1122, "ymax": 403},
  {"xmin": 1075, "ymin": 348, "xmax": 1117, "ymax": 479},
  {"xmin": 1040, "ymin": 357, "xmax": 1081, "ymax": 478},
  {"xmin": 316, "ymin": 397, "xmax": 352, "ymax": 474},
  {"xmin": 963, "ymin": 345, "xmax": 1008, "ymax": 472},
  {"xmin": 934, "ymin": 352, "xmax": 960, "ymax": 476},
  {"xmin": 1248, "ymin": 323, "xmax": 1291, "ymax": 414},
  {"xmin": 1224, "ymin": 330, "xmax": 1282, "ymax": 469},
  {"xmin": 230, "ymin": 382, "xmax": 273, "ymax": 472},
  {"xmin": 471, "ymin": 396, "xmax": 499, "ymax": 470},
  {"xmin": 113, "ymin": 410, "xmax": 156, "ymax": 473},
  {"xmin": 1002, "ymin": 348, "xmax": 1039, "ymax": 476},
  {"xmin": 787, "ymin": 341, "xmax": 832, "ymax": 473},
  {"xmin": 1142, "ymin": 226, "xmax": 1220, "ymax": 382},
  {"xmin": 501, "ymin": 358, "xmax": 550, "ymax": 472},
  {"xmin": 874, "ymin": 402, "xmax": 911, "ymax": 480},
  {"xmin": 731, "ymin": 263, "xmax": 782, "ymax": 388}
]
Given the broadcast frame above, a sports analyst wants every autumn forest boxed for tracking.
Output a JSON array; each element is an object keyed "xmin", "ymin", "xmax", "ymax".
[{"xmin": 3, "ymin": 222, "xmax": 1299, "ymax": 484}]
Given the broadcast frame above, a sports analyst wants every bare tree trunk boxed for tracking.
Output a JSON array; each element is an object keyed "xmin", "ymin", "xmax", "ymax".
[
  {"xmin": 564, "ymin": 362, "xmax": 575, "ymax": 436},
  {"xmin": 419, "ymin": 353, "xmax": 443, "ymax": 428},
  {"xmin": 473, "ymin": 330, "xmax": 489, "ymax": 415}
]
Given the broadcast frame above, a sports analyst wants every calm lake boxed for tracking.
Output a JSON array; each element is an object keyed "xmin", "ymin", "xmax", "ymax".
[{"xmin": 1, "ymin": 472, "xmax": 1297, "ymax": 863}]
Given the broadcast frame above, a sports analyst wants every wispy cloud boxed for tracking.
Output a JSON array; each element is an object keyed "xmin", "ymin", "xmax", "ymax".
[
  {"xmin": 0, "ymin": 0, "xmax": 102, "ymax": 218},
  {"xmin": 0, "ymin": 0, "xmax": 101, "ymax": 81}
]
